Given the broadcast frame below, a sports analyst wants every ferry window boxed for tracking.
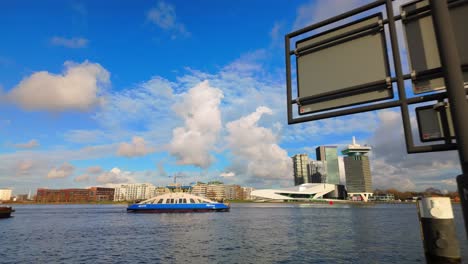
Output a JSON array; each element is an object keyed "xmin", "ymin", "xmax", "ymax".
[
  {"xmin": 178, "ymin": 199, "xmax": 183, "ymax": 203},
  {"xmin": 190, "ymin": 199, "xmax": 196, "ymax": 204},
  {"xmin": 197, "ymin": 199, "xmax": 202, "ymax": 203},
  {"xmin": 182, "ymin": 199, "xmax": 187, "ymax": 203},
  {"xmin": 157, "ymin": 199, "xmax": 163, "ymax": 204}
]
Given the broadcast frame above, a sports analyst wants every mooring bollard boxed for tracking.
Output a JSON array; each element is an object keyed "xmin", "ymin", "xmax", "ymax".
[{"xmin": 417, "ymin": 197, "xmax": 460, "ymax": 264}]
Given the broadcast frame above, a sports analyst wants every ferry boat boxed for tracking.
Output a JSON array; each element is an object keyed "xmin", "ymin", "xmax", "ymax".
[
  {"xmin": 127, "ymin": 192, "xmax": 230, "ymax": 213},
  {"xmin": 0, "ymin": 206, "xmax": 14, "ymax": 218}
]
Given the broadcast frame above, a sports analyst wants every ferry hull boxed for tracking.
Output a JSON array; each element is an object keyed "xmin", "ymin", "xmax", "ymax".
[
  {"xmin": 126, "ymin": 203, "xmax": 230, "ymax": 213},
  {"xmin": 127, "ymin": 208, "xmax": 229, "ymax": 213}
]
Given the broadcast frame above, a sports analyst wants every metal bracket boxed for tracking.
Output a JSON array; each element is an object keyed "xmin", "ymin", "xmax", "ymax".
[
  {"xmin": 401, "ymin": 10, "xmax": 407, "ymax": 21},
  {"xmin": 411, "ymin": 70, "xmax": 417, "ymax": 81},
  {"xmin": 294, "ymin": 49, "xmax": 300, "ymax": 57},
  {"xmin": 296, "ymin": 97, "xmax": 302, "ymax": 107},
  {"xmin": 386, "ymin": 77, "xmax": 392, "ymax": 88},
  {"xmin": 378, "ymin": 19, "xmax": 384, "ymax": 31},
  {"xmin": 433, "ymin": 101, "xmax": 448, "ymax": 111}
]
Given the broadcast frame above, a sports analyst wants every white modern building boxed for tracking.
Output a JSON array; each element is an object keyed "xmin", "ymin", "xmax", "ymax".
[
  {"xmin": 0, "ymin": 189, "xmax": 12, "ymax": 201},
  {"xmin": 251, "ymin": 183, "xmax": 337, "ymax": 202},
  {"xmin": 114, "ymin": 183, "xmax": 158, "ymax": 201}
]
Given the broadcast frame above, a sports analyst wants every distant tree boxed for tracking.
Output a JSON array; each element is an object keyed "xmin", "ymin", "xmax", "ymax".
[{"xmin": 424, "ymin": 187, "xmax": 442, "ymax": 196}]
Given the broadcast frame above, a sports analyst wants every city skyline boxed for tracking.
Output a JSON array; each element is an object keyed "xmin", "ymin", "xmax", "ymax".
[{"xmin": 0, "ymin": 0, "xmax": 462, "ymax": 194}]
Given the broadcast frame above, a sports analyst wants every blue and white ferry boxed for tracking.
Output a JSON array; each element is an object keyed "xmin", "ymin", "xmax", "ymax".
[{"xmin": 127, "ymin": 192, "xmax": 230, "ymax": 213}]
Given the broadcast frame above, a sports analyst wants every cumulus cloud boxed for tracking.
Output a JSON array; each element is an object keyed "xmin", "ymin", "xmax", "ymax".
[
  {"xmin": 7, "ymin": 60, "xmax": 110, "ymax": 112},
  {"xmin": 220, "ymin": 172, "xmax": 235, "ymax": 177},
  {"xmin": 47, "ymin": 162, "xmax": 75, "ymax": 179},
  {"xmin": 14, "ymin": 139, "xmax": 39, "ymax": 149},
  {"xmin": 86, "ymin": 166, "xmax": 103, "ymax": 174},
  {"xmin": 117, "ymin": 136, "xmax": 155, "ymax": 157},
  {"xmin": 16, "ymin": 160, "xmax": 34, "ymax": 176},
  {"xmin": 226, "ymin": 106, "xmax": 292, "ymax": 180},
  {"xmin": 50, "ymin": 36, "xmax": 89, "ymax": 48},
  {"xmin": 74, "ymin": 174, "xmax": 90, "ymax": 182},
  {"xmin": 169, "ymin": 80, "xmax": 223, "ymax": 168},
  {"xmin": 147, "ymin": 1, "xmax": 189, "ymax": 38},
  {"xmin": 368, "ymin": 110, "xmax": 460, "ymax": 191},
  {"xmin": 96, "ymin": 168, "xmax": 134, "ymax": 184}
]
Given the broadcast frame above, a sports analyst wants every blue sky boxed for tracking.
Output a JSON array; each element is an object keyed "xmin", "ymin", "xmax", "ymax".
[{"xmin": 0, "ymin": 0, "xmax": 461, "ymax": 194}]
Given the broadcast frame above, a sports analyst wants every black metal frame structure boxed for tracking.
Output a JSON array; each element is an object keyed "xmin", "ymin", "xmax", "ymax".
[
  {"xmin": 285, "ymin": 0, "xmax": 467, "ymax": 154},
  {"xmin": 294, "ymin": 13, "xmax": 394, "ymax": 115},
  {"xmin": 415, "ymin": 104, "xmax": 455, "ymax": 143},
  {"xmin": 285, "ymin": 0, "xmax": 468, "ymax": 237}
]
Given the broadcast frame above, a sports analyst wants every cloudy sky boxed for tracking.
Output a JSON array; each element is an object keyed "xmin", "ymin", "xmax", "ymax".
[{"xmin": 0, "ymin": 0, "xmax": 461, "ymax": 194}]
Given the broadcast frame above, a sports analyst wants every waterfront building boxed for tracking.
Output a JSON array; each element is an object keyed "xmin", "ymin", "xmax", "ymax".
[
  {"xmin": 225, "ymin": 185, "xmax": 243, "ymax": 200},
  {"xmin": 36, "ymin": 188, "xmax": 91, "ymax": 203},
  {"xmin": 316, "ymin": 146, "xmax": 340, "ymax": 184},
  {"xmin": 113, "ymin": 183, "xmax": 157, "ymax": 201},
  {"xmin": 292, "ymin": 154, "xmax": 311, "ymax": 185},
  {"xmin": 206, "ymin": 184, "xmax": 225, "ymax": 201},
  {"xmin": 369, "ymin": 193, "xmax": 395, "ymax": 202},
  {"xmin": 0, "ymin": 189, "xmax": 12, "ymax": 201},
  {"xmin": 15, "ymin": 194, "xmax": 29, "ymax": 201},
  {"xmin": 251, "ymin": 183, "xmax": 337, "ymax": 201},
  {"xmin": 242, "ymin": 187, "xmax": 255, "ymax": 200},
  {"xmin": 191, "ymin": 183, "xmax": 207, "ymax": 197},
  {"xmin": 89, "ymin": 187, "xmax": 115, "ymax": 201},
  {"xmin": 342, "ymin": 137, "xmax": 373, "ymax": 202},
  {"xmin": 310, "ymin": 160, "xmax": 327, "ymax": 183}
]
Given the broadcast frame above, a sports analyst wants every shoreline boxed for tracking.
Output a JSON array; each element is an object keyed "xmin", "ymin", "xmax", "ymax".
[{"xmin": 3, "ymin": 200, "xmax": 461, "ymax": 205}]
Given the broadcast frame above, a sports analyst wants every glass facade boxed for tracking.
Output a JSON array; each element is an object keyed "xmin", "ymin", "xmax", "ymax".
[{"xmin": 316, "ymin": 146, "xmax": 340, "ymax": 185}]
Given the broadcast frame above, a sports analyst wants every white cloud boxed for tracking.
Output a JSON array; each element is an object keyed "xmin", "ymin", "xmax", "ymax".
[
  {"xmin": 50, "ymin": 36, "xmax": 89, "ymax": 48},
  {"xmin": 226, "ymin": 106, "xmax": 292, "ymax": 180},
  {"xmin": 96, "ymin": 168, "xmax": 134, "ymax": 184},
  {"xmin": 147, "ymin": 1, "xmax": 189, "ymax": 38},
  {"xmin": 220, "ymin": 172, "xmax": 235, "ymax": 177},
  {"xmin": 117, "ymin": 136, "xmax": 155, "ymax": 158},
  {"xmin": 169, "ymin": 80, "xmax": 223, "ymax": 168},
  {"xmin": 86, "ymin": 166, "xmax": 103, "ymax": 174},
  {"xmin": 47, "ymin": 162, "xmax": 75, "ymax": 179},
  {"xmin": 74, "ymin": 174, "xmax": 90, "ymax": 182},
  {"xmin": 7, "ymin": 60, "xmax": 110, "ymax": 112},
  {"xmin": 293, "ymin": 0, "xmax": 368, "ymax": 31},
  {"xmin": 368, "ymin": 110, "xmax": 460, "ymax": 191},
  {"xmin": 93, "ymin": 77, "xmax": 175, "ymax": 131},
  {"xmin": 14, "ymin": 139, "xmax": 39, "ymax": 149},
  {"xmin": 16, "ymin": 160, "xmax": 34, "ymax": 176}
]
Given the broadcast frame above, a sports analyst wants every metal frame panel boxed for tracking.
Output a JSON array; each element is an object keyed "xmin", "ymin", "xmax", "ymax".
[{"xmin": 294, "ymin": 13, "xmax": 393, "ymax": 115}]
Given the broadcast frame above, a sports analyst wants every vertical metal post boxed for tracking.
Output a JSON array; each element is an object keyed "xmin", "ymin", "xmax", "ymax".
[
  {"xmin": 385, "ymin": 0, "xmax": 415, "ymax": 153},
  {"xmin": 429, "ymin": 0, "xmax": 468, "ymax": 238}
]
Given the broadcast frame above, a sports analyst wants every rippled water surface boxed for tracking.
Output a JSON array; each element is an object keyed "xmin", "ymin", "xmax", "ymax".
[{"xmin": 1, "ymin": 203, "xmax": 467, "ymax": 263}]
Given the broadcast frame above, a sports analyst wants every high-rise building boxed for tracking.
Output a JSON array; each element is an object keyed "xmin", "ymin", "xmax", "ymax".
[
  {"xmin": 316, "ymin": 146, "xmax": 340, "ymax": 184},
  {"xmin": 292, "ymin": 154, "xmax": 310, "ymax": 185},
  {"xmin": 0, "ymin": 189, "xmax": 12, "ymax": 201},
  {"xmin": 341, "ymin": 137, "xmax": 373, "ymax": 201},
  {"xmin": 310, "ymin": 160, "xmax": 327, "ymax": 183}
]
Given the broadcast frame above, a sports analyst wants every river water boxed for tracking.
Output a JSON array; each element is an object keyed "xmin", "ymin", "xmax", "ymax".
[{"xmin": 1, "ymin": 203, "xmax": 467, "ymax": 263}]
